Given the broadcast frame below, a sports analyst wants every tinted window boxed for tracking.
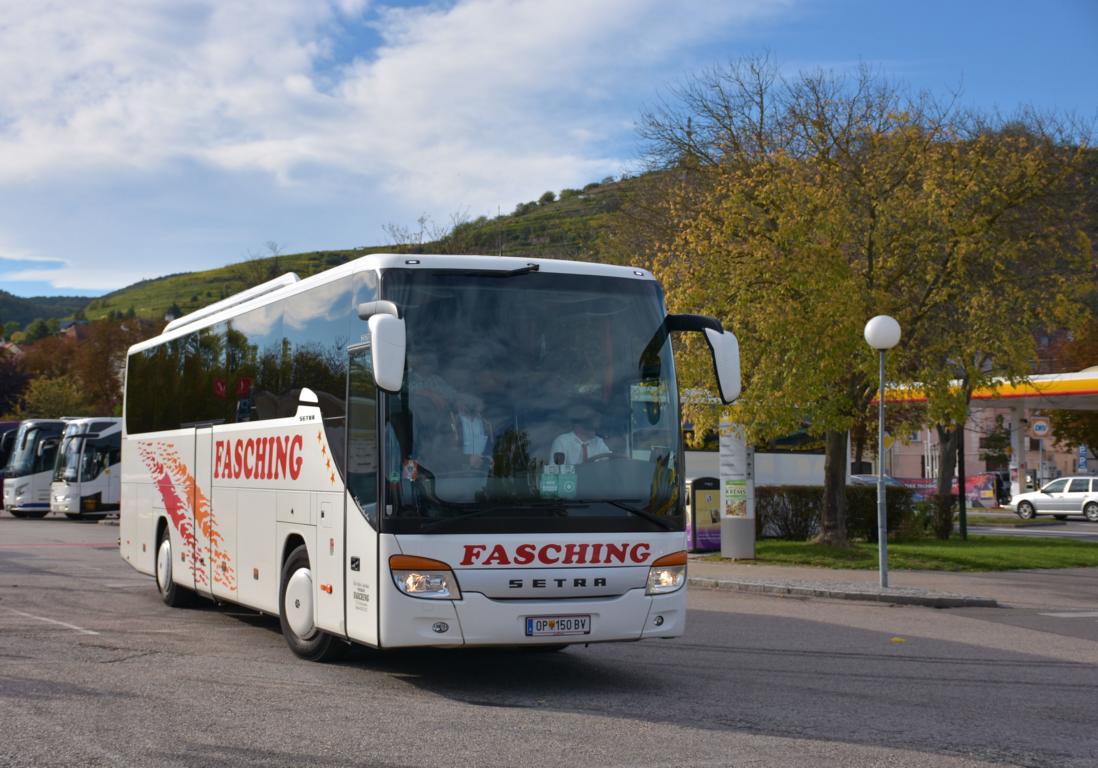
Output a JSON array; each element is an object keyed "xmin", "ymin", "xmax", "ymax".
[
  {"xmin": 81, "ymin": 431, "xmax": 121, "ymax": 481},
  {"xmin": 346, "ymin": 348, "xmax": 378, "ymax": 526},
  {"xmin": 127, "ymin": 277, "xmax": 356, "ymax": 437},
  {"xmin": 1068, "ymin": 478, "xmax": 1089, "ymax": 493},
  {"xmin": 282, "ymin": 278, "xmax": 352, "ymax": 469},
  {"xmin": 225, "ymin": 302, "xmax": 284, "ymax": 423},
  {"xmin": 1043, "ymin": 479, "xmax": 1068, "ymax": 493}
]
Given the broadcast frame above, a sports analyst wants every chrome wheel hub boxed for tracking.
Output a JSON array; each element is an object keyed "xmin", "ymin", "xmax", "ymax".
[
  {"xmin": 156, "ymin": 537, "xmax": 172, "ymax": 593},
  {"xmin": 285, "ymin": 567, "xmax": 315, "ymax": 639}
]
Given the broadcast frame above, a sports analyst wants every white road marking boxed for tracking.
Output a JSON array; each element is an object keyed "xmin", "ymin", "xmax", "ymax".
[
  {"xmin": 1039, "ymin": 611, "xmax": 1098, "ymax": 619},
  {"xmin": 0, "ymin": 606, "xmax": 100, "ymax": 635}
]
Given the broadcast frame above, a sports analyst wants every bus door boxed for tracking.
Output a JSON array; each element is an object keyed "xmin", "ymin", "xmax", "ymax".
[
  {"xmin": 343, "ymin": 345, "xmax": 380, "ymax": 646},
  {"xmin": 192, "ymin": 426, "xmax": 216, "ymax": 599},
  {"xmin": 102, "ymin": 431, "xmax": 122, "ymax": 510}
]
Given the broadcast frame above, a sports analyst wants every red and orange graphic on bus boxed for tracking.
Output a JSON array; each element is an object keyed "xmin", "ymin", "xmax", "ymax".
[{"xmin": 139, "ymin": 441, "xmax": 236, "ymax": 591}]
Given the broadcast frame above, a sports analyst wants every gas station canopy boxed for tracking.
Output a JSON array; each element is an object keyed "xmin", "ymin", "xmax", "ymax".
[{"xmin": 887, "ymin": 367, "xmax": 1098, "ymax": 411}]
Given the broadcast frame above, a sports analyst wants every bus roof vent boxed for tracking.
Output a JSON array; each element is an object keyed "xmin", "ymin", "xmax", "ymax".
[{"xmin": 163, "ymin": 272, "xmax": 301, "ymax": 333}]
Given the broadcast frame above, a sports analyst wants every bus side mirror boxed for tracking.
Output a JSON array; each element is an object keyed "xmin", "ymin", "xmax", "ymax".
[
  {"xmin": 703, "ymin": 328, "xmax": 741, "ymax": 404},
  {"xmin": 655, "ymin": 314, "xmax": 742, "ymax": 405},
  {"xmin": 369, "ymin": 314, "xmax": 406, "ymax": 393}
]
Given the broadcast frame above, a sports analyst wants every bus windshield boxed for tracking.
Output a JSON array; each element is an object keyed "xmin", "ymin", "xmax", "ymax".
[
  {"xmin": 5, "ymin": 423, "xmax": 62, "ymax": 478},
  {"xmin": 55, "ymin": 433, "xmax": 83, "ymax": 482},
  {"xmin": 376, "ymin": 269, "xmax": 683, "ymax": 535}
]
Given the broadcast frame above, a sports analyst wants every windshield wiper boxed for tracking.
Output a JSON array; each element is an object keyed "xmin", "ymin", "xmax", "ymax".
[
  {"xmin": 418, "ymin": 500, "xmax": 567, "ymax": 531},
  {"xmin": 596, "ymin": 498, "xmax": 677, "ymax": 531},
  {"xmin": 447, "ymin": 263, "xmax": 541, "ymax": 279}
]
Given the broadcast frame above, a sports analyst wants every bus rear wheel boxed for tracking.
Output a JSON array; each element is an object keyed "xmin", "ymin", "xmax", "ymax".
[
  {"xmin": 156, "ymin": 528, "xmax": 191, "ymax": 607},
  {"xmin": 8, "ymin": 510, "xmax": 26, "ymax": 518},
  {"xmin": 279, "ymin": 544, "xmax": 345, "ymax": 663}
]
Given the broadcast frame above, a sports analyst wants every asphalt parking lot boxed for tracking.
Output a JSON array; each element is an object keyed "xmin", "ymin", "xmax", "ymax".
[{"xmin": 2, "ymin": 516, "xmax": 1097, "ymax": 768}]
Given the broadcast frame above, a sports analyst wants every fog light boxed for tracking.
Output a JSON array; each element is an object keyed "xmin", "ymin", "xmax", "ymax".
[
  {"xmin": 654, "ymin": 615, "xmax": 665, "ymax": 627},
  {"xmin": 432, "ymin": 622, "xmax": 449, "ymax": 633}
]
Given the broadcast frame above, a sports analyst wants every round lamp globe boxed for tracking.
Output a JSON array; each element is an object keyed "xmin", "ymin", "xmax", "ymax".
[{"xmin": 864, "ymin": 315, "xmax": 901, "ymax": 350}]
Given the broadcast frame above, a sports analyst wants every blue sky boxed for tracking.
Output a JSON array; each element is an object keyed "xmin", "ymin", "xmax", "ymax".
[{"xmin": 0, "ymin": 0, "xmax": 1094, "ymax": 299}]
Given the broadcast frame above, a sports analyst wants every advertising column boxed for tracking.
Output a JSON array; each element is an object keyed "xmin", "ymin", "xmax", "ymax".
[{"xmin": 719, "ymin": 415, "xmax": 755, "ymax": 558}]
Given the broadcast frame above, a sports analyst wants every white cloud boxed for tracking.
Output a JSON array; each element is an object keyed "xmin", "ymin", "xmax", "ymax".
[
  {"xmin": 0, "ymin": 0, "xmax": 790, "ymax": 292},
  {"xmin": 0, "ymin": 1, "xmax": 784, "ymax": 190},
  {"xmin": 0, "ymin": 264, "xmax": 153, "ymax": 292}
]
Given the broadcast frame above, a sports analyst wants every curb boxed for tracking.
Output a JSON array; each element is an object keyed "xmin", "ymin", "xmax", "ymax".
[{"xmin": 688, "ymin": 576, "xmax": 998, "ymax": 609}]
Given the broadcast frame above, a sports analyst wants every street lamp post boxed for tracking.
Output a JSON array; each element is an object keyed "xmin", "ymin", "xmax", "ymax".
[{"xmin": 864, "ymin": 315, "xmax": 901, "ymax": 589}]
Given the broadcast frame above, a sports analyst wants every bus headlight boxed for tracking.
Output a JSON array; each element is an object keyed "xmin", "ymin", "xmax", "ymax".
[
  {"xmin": 389, "ymin": 555, "xmax": 461, "ymax": 600},
  {"xmin": 646, "ymin": 550, "xmax": 687, "ymax": 595}
]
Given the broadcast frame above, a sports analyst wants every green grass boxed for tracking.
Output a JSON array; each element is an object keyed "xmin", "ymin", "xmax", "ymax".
[{"xmin": 702, "ymin": 536, "xmax": 1098, "ymax": 571}]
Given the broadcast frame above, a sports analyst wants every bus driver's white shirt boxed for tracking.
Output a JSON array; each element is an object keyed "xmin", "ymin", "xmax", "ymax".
[{"xmin": 549, "ymin": 431, "xmax": 610, "ymax": 465}]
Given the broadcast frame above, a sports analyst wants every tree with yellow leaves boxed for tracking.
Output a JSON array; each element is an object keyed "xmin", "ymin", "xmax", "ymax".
[{"xmin": 642, "ymin": 57, "xmax": 1092, "ymax": 544}]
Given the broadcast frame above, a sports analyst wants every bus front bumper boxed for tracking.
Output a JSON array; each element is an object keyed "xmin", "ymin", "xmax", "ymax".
[{"xmin": 379, "ymin": 587, "xmax": 686, "ymax": 648}]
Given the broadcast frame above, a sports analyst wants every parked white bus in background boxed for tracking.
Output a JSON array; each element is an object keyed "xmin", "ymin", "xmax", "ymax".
[
  {"xmin": 121, "ymin": 254, "xmax": 739, "ymax": 661},
  {"xmin": 51, "ymin": 417, "xmax": 122, "ymax": 519},
  {"xmin": 0, "ymin": 421, "xmax": 19, "ymax": 511},
  {"xmin": 3, "ymin": 419, "xmax": 66, "ymax": 518}
]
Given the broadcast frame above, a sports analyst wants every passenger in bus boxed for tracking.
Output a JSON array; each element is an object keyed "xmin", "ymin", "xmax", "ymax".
[
  {"xmin": 550, "ymin": 403, "xmax": 611, "ymax": 465},
  {"xmin": 455, "ymin": 393, "xmax": 492, "ymax": 470}
]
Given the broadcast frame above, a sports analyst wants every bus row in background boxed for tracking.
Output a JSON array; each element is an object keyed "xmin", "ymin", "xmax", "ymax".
[{"xmin": 0, "ymin": 417, "xmax": 121, "ymax": 519}]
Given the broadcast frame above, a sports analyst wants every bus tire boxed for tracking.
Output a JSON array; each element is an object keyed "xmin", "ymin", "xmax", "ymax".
[
  {"xmin": 23, "ymin": 510, "xmax": 48, "ymax": 519},
  {"xmin": 279, "ymin": 544, "xmax": 345, "ymax": 663},
  {"xmin": 156, "ymin": 527, "xmax": 191, "ymax": 608},
  {"xmin": 8, "ymin": 510, "xmax": 26, "ymax": 518},
  {"xmin": 65, "ymin": 513, "xmax": 82, "ymax": 520}
]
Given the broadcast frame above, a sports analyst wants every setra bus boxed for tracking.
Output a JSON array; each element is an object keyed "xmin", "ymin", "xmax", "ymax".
[
  {"xmin": 51, "ymin": 417, "xmax": 122, "ymax": 519},
  {"xmin": 3, "ymin": 419, "xmax": 66, "ymax": 518},
  {"xmin": 120, "ymin": 254, "xmax": 739, "ymax": 660}
]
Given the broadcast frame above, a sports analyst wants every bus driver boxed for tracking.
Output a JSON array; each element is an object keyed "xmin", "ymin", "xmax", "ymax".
[{"xmin": 550, "ymin": 402, "xmax": 611, "ymax": 465}]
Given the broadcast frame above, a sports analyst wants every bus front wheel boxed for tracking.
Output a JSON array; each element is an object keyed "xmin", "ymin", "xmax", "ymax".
[
  {"xmin": 279, "ymin": 544, "xmax": 345, "ymax": 663},
  {"xmin": 156, "ymin": 528, "xmax": 191, "ymax": 607}
]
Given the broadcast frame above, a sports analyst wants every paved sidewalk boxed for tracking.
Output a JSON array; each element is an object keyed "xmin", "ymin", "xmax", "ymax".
[{"xmin": 688, "ymin": 558, "xmax": 1098, "ymax": 610}]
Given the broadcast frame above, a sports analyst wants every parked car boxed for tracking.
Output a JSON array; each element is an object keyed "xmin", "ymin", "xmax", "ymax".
[{"xmin": 1009, "ymin": 476, "xmax": 1098, "ymax": 522}]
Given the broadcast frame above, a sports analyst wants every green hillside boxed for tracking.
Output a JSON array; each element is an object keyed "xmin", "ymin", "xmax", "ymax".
[
  {"xmin": 0, "ymin": 290, "xmax": 92, "ymax": 328},
  {"xmin": 82, "ymin": 175, "xmax": 641, "ymax": 323}
]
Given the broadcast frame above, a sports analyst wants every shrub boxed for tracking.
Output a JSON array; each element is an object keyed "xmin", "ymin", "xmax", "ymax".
[
  {"xmin": 755, "ymin": 486, "xmax": 820, "ymax": 540},
  {"xmin": 846, "ymin": 485, "xmax": 915, "ymax": 542},
  {"xmin": 754, "ymin": 484, "xmax": 914, "ymax": 542},
  {"xmin": 538, "ymin": 191, "xmax": 556, "ymax": 204}
]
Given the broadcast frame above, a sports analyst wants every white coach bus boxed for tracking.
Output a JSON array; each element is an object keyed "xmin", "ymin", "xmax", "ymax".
[
  {"xmin": 3, "ymin": 419, "xmax": 66, "ymax": 518},
  {"xmin": 120, "ymin": 254, "xmax": 739, "ymax": 660},
  {"xmin": 51, "ymin": 417, "xmax": 122, "ymax": 519}
]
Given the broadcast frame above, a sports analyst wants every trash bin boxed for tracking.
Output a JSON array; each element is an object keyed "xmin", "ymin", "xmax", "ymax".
[{"xmin": 686, "ymin": 477, "xmax": 721, "ymax": 552}]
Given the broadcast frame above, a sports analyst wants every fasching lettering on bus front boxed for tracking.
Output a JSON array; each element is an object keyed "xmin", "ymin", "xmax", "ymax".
[
  {"xmin": 460, "ymin": 542, "xmax": 652, "ymax": 566},
  {"xmin": 214, "ymin": 434, "xmax": 304, "ymax": 481}
]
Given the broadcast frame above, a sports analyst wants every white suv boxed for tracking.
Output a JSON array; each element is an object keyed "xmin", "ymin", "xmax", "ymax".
[{"xmin": 1010, "ymin": 476, "xmax": 1098, "ymax": 522}]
